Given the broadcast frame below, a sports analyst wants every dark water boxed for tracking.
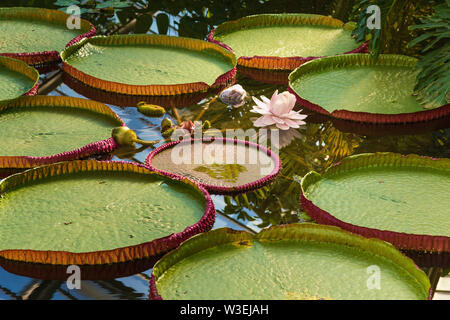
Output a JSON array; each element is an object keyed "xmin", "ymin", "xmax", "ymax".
[{"xmin": 0, "ymin": 0, "xmax": 448, "ymax": 300}]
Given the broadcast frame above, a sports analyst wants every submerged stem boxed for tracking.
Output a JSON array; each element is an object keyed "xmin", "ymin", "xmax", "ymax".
[{"xmin": 171, "ymin": 107, "xmax": 182, "ymax": 124}]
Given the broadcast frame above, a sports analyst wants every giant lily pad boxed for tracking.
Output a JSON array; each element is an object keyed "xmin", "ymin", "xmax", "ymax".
[
  {"xmin": 0, "ymin": 96, "xmax": 124, "ymax": 169},
  {"xmin": 208, "ymin": 14, "xmax": 367, "ymax": 72},
  {"xmin": 146, "ymin": 138, "xmax": 281, "ymax": 194},
  {"xmin": 150, "ymin": 224, "xmax": 431, "ymax": 300},
  {"xmin": 0, "ymin": 56, "xmax": 39, "ymax": 104},
  {"xmin": 0, "ymin": 7, "xmax": 96, "ymax": 66},
  {"xmin": 289, "ymin": 54, "xmax": 450, "ymax": 124},
  {"xmin": 61, "ymin": 35, "xmax": 236, "ymax": 101},
  {"xmin": 0, "ymin": 160, "xmax": 215, "ymax": 265},
  {"xmin": 301, "ymin": 153, "xmax": 450, "ymax": 254}
]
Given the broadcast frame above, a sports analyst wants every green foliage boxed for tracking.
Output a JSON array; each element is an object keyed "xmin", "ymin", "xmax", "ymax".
[
  {"xmin": 352, "ymin": 0, "xmax": 434, "ymax": 59},
  {"xmin": 178, "ymin": 15, "xmax": 208, "ymax": 39},
  {"xmin": 409, "ymin": 1, "xmax": 450, "ymax": 108},
  {"xmin": 329, "ymin": 0, "xmax": 359, "ymax": 21},
  {"xmin": 54, "ymin": 0, "xmax": 133, "ymax": 13},
  {"xmin": 134, "ymin": 13, "xmax": 153, "ymax": 33},
  {"xmin": 352, "ymin": 0, "xmax": 447, "ymax": 107},
  {"xmin": 155, "ymin": 12, "xmax": 169, "ymax": 34},
  {"xmin": 95, "ymin": 0, "xmax": 132, "ymax": 9},
  {"xmin": 53, "ymin": 0, "xmax": 80, "ymax": 6}
]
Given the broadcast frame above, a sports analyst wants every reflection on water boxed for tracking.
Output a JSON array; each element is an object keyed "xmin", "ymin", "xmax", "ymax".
[
  {"xmin": 194, "ymin": 163, "xmax": 248, "ymax": 183},
  {"xmin": 0, "ymin": 0, "xmax": 448, "ymax": 299}
]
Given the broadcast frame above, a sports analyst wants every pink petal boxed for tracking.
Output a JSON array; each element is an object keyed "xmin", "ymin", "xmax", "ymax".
[
  {"xmin": 271, "ymin": 116, "xmax": 285, "ymax": 124},
  {"xmin": 270, "ymin": 90, "xmax": 279, "ymax": 105},
  {"xmin": 287, "ymin": 111, "xmax": 308, "ymax": 120},
  {"xmin": 253, "ymin": 115, "xmax": 276, "ymax": 127},
  {"xmin": 251, "ymin": 106, "xmax": 271, "ymax": 115},
  {"xmin": 279, "ymin": 92, "xmax": 296, "ymax": 114},
  {"xmin": 272, "ymin": 92, "xmax": 294, "ymax": 116},
  {"xmin": 283, "ymin": 118, "xmax": 301, "ymax": 128},
  {"xmin": 287, "ymin": 92, "xmax": 297, "ymax": 110},
  {"xmin": 270, "ymin": 97, "xmax": 287, "ymax": 116},
  {"xmin": 261, "ymin": 96, "xmax": 271, "ymax": 104},
  {"xmin": 276, "ymin": 122, "xmax": 290, "ymax": 130},
  {"xmin": 252, "ymin": 96, "xmax": 268, "ymax": 109}
]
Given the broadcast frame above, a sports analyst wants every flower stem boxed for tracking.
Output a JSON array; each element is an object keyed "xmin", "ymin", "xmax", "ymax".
[
  {"xmin": 195, "ymin": 94, "xmax": 219, "ymax": 121},
  {"xmin": 134, "ymin": 138, "xmax": 160, "ymax": 146},
  {"xmin": 171, "ymin": 107, "xmax": 182, "ymax": 124}
]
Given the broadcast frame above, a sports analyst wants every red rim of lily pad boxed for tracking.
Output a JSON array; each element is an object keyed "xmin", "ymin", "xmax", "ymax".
[
  {"xmin": 0, "ymin": 7, "xmax": 96, "ymax": 66},
  {"xmin": 237, "ymin": 65, "xmax": 292, "ymax": 85},
  {"xmin": 208, "ymin": 14, "xmax": 368, "ymax": 72},
  {"xmin": 0, "ymin": 160, "xmax": 216, "ymax": 265},
  {"xmin": 0, "ymin": 96, "xmax": 124, "ymax": 169},
  {"xmin": 61, "ymin": 35, "xmax": 237, "ymax": 98},
  {"xmin": 306, "ymin": 110, "xmax": 450, "ymax": 137},
  {"xmin": 146, "ymin": 137, "xmax": 282, "ymax": 195},
  {"xmin": 403, "ymin": 250, "xmax": 450, "ymax": 269},
  {"xmin": 0, "ymin": 254, "xmax": 163, "ymax": 280},
  {"xmin": 62, "ymin": 72, "xmax": 220, "ymax": 108},
  {"xmin": 300, "ymin": 153, "xmax": 450, "ymax": 255},
  {"xmin": 33, "ymin": 61, "xmax": 61, "ymax": 75},
  {"xmin": 0, "ymin": 56, "xmax": 39, "ymax": 101},
  {"xmin": 288, "ymin": 54, "xmax": 450, "ymax": 124}
]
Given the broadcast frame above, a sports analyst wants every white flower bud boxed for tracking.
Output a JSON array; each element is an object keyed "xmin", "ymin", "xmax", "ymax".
[{"xmin": 219, "ymin": 84, "xmax": 247, "ymax": 107}]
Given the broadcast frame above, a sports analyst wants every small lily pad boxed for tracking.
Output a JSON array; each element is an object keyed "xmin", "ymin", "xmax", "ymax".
[
  {"xmin": 150, "ymin": 224, "xmax": 431, "ymax": 300},
  {"xmin": 146, "ymin": 138, "xmax": 281, "ymax": 194}
]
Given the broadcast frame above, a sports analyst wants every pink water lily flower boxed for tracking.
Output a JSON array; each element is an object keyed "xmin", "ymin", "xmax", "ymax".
[{"xmin": 251, "ymin": 90, "xmax": 307, "ymax": 130}]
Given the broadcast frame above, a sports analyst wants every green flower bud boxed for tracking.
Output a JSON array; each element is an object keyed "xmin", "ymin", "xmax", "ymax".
[
  {"xmin": 137, "ymin": 103, "xmax": 166, "ymax": 117},
  {"xmin": 112, "ymin": 126, "xmax": 138, "ymax": 146},
  {"xmin": 202, "ymin": 120, "xmax": 211, "ymax": 130},
  {"xmin": 161, "ymin": 118, "xmax": 173, "ymax": 132},
  {"xmin": 162, "ymin": 127, "xmax": 175, "ymax": 138}
]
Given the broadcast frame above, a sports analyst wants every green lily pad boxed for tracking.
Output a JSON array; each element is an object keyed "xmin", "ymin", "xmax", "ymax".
[
  {"xmin": 61, "ymin": 35, "xmax": 236, "ymax": 96},
  {"xmin": 301, "ymin": 153, "xmax": 450, "ymax": 252},
  {"xmin": 151, "ymin": 224, "xmax": 430, "ymax": 300},
  {"xmin": 208, "ymin": 14, "xmax": 366, "ymax": 71},
  {"xmin": 0, "ymin": 160, "xmax": 214, "ymax": 265},
  {"xmin": 0, "ymin": 57, "xmax": 39, "ymax": 105},
  {"xmin": 0, "ymin": 7, "xmax": 95, "ymax": 66},
  {"xmin": 289, "ymin": 54, "xmax": 450, "ymax": 123},
  {"xmin": 290, "ymin": 55, "xmax": 422, "ymax": 113},
  {"xmin": 213, "ymin": 15, "xmax": 360, "ymax": 58},
  {"xmin": 0, "ymin": 96, "xmax": 123, "ymax": 166},
  {"xmin": 0, "ymin": 8, "xmax": 83, "ymax": 52}
]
